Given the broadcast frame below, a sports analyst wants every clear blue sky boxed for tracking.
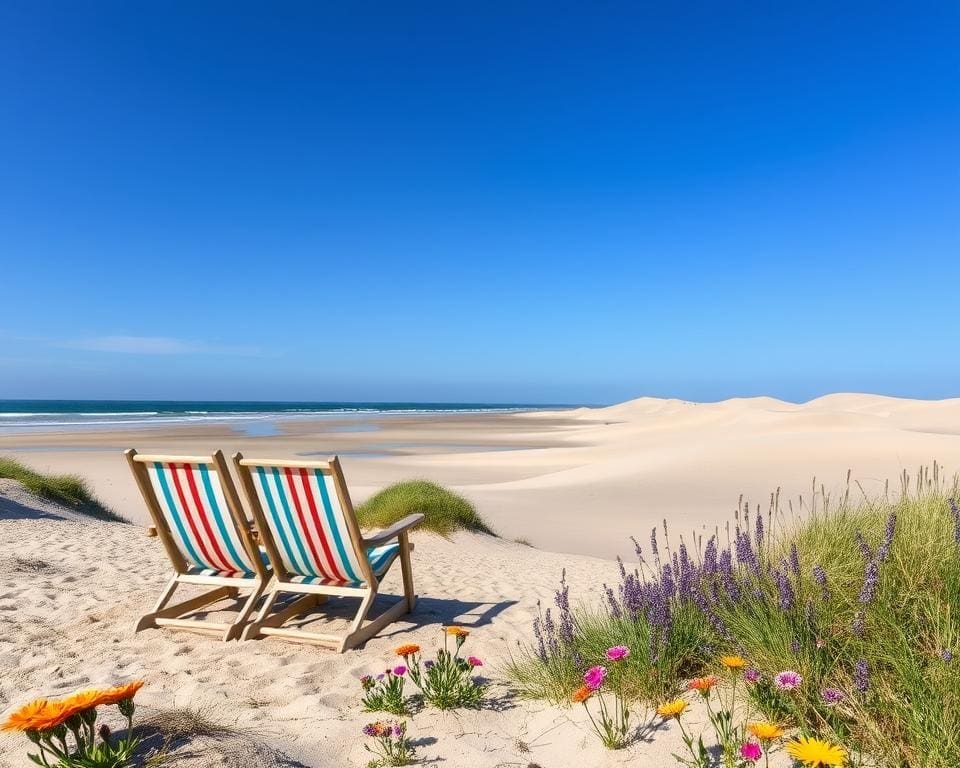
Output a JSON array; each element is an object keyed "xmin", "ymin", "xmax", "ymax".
[{"xmin": 1, "ymin": 2, "xmax": 958, "ymax": 404}]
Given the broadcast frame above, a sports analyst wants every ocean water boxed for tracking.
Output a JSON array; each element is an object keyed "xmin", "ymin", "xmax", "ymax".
[{"xmin": 0, "ymin": 400, "xmax": 560, "ymax": 432}]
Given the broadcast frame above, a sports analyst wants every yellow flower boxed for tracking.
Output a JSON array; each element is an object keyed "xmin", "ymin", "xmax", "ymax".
[
  {"xmin": 571, "ymin": 685, "xmax": 592, "ymax": 703},
  {"xmin": 747, "ymin": 721, "xmax": 785, "ymax": 742},
  {"xmin": 445, "ymin": 626, "xmax": 469, "ymax": 637},
  {"xmin": 656, "ymin": 698, "xmax": 688, "ymax": 719},
  {"xmin": 786, "ymin": 736, "xmax": 846, "ymax": 767},
  {"xmin": 720, "ymin": 655, "xmax": 747, "ymax": 670},
  {"xmin": 395, "ymin": 644, "xmax": 421, "ymax": 657}
]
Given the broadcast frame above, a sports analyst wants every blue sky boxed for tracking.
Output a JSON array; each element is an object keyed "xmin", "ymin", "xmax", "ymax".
[{"xmin": 1, "ymin": 2, "xmax": 958, "ymax": 404}]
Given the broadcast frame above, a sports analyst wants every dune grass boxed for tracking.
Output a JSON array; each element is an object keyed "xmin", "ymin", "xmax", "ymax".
[
  {"xmin": 505, "ymin": 465, "xmax": 960, "ymax": 767},
  {"xmin": 356, "ymin": 479, "xmax": 495, "ymax": 536},
  {"xmin": 0, "ymin": 456, "xmax": 125, "ymax": 522}
]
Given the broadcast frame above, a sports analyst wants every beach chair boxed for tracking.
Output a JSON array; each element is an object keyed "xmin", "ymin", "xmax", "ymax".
[
  {"xmin": 125, "ymin": 449, "xmax": 270, "ymax": 641},
  {"xmin": 231, "ymin": 453, "xmax": 422, "ymax": 652}
]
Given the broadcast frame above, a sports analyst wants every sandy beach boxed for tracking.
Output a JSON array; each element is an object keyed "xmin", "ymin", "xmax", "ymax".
[
  {"xmin": 3, "ymin": 394, "xmax": 960, "ymax": 558},
  {"xmin": 3, "ymin": 394, "xmax": 960, "ymax": 767}
]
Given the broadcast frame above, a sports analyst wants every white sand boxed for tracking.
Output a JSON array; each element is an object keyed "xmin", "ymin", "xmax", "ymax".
[{"xmin": 0, "ymin": 479, "xmax": 732, "ymax": 767}]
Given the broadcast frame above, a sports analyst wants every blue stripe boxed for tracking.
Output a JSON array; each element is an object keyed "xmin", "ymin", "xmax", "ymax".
[
  {"xmin": 199, "ymin": 465, "xmax": 250, "ymax": 573},
  {"xmin": 153, "ymin": 463, "xmax": 207, "ymax": 568},
  {"xmin": 269, "ymin": 467, "xmax": 318, "ymax": 577},
  {"xmin": 367, "ymin": 545, "xmax": 399, "ymax": 576},
  {"xmin": 314, "ymin": 469, "xmax": 359, "ymax": 582},
  {"xmin": 256, "ymin": 467, "xmax": 303, "ymax": 575}
]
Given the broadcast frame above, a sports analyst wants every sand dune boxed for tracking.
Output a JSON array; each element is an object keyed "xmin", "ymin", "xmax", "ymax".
[{"xmin": 1, "ymin": 394, "xmax": 958, "ymax": 559}]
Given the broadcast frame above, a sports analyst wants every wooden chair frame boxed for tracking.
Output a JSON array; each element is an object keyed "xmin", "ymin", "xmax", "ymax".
[
  {"xmin": 125, "ymin": 449, "xmax": 270, "ymax": 641},
  {"xmin": 232, "ymin": 453, "xmax": 422, "ymax": 652}
]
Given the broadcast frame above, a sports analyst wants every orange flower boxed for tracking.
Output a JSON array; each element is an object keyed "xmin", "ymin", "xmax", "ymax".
[
  {"xmin": 395, "ymin": 644, "xmax": 421, "ymax": 657},
  {"xmin": 2, "ymin": 700, "xmax": 57, "ymax": 731},
  {"xmin": 445, "ymin": 626, "xmax": 469, "ymax": 637},
  {"xmin": 59, "ymin": 689, "xmax": 108, "ymax": 718},
  {"xmin": 5, "ymin": 699, "xmax": 75, "ymax": 732},
  {"xmin": 97, "ymin": 680, "xmax": 145, "ymax": 707},
  {"xmin": 571, "ymin": 685, "xmax": 593, "ymax": 703},
  {"xmin": 687, "ymin": 675, "xmax": 720, "ymax": 694}
]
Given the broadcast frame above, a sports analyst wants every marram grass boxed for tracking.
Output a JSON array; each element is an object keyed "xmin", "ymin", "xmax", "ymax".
[
  {"xmin": 506, "ymin": 465, "xmax": 960, "ymax": 768},
  {"xmin": 357, "ymin": 479, "xmax": 495, "ymax": 537},
  {"xmin": 0, "ymin": 456, "xmax": 125, "ymax": 522}
]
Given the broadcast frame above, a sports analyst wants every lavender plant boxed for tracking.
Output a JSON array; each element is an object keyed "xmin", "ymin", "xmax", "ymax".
[{"xmin": 506, "ymin": 466, "xmax": 960, "ymax": 768}]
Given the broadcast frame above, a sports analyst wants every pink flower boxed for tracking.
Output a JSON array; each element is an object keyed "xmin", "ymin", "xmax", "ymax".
[
  {"xmin": 774, "ymin": 670, "xmax": 802, "ymax": 690},
  {"xmin": 605, "ymin": 645, "xmax": 630, "ymax": 662},
  {"xmin": 740, "ymin": 741, "xmax": 762, "ymax": 762},
  {"xmin": 393, "ymin": 665, "xmax": 407, "ymax": 677},
  {"xmin": 583, "ymin": 665, "xmax": 608, "ymax": 690},
  {"xmin": 467, "ymin": 656, "xmax": 483, "ymax": 668}
]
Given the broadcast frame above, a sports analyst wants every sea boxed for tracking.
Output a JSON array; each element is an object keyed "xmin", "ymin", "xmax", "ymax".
[{"xmin": 0, "ymin": 400, "xmax": 563, "ymax": 433}]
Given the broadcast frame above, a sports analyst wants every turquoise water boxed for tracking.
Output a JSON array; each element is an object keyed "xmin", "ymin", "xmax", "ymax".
[{"xmin": 0, "ymin": 399, "xmax": 566, "ymax": 431}]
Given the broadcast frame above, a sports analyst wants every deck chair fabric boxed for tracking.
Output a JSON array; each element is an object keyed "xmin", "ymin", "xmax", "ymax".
[
  {"xmin": 125, "ymin": 449, "xmax": 270, "ymax": 641},
  {"xmin": 233, "ymin": 453, "xmax": 422, "ymax": 652}
]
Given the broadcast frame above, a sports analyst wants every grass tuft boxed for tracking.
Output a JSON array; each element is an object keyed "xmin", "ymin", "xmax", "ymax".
[
  {"xmin": 356, "ymin": 479, "xmax": 495, "ymax": 536},
  {"xmin": 0, "ymin": 456, "xmax": 125, "ymax": 522}
]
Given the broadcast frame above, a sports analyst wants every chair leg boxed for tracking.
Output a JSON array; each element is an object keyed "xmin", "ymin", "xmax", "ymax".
[
  {"xmin": 136, "ymin": 575, "xmax": 178, "ymax": 633},
  {"xmin": 224, "ymin": 581, "xmax": 268, "ymax": 641},
  {"xmin": 241, "ymin": 588, "xmax": 280, "ymax": 640},
  {"xmin": 399, "ymin": 532, "xmax": 417, "ymax": 613},
  {"xmin": 339, "ymin": 589, "xmax": 377, "ymax": 652}
]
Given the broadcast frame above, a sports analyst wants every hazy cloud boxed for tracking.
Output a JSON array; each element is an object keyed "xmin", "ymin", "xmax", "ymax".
[{"xmin": 60, "ymin": 335, "xmax": 262, "ymax": 356}]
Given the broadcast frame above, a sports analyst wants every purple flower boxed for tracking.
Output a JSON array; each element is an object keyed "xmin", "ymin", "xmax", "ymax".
[
  {"xmin": 391, "ymin": 722, "xmax": 404, "ymax": 738},
  {"xmin": 774, "ymin": 568, "xmax": 795, "ymax": 611},
  {"xmin": 393, "ymin": 665, "xmax": 407, "ymax": 677},
  {"xmin": 855, "ymin": 531, "xmax": 873, "ymax": 561},
  {"xmin": 605, "ymin": 645, "xmax": 630, "ymax": 662},
  {"xmin": 424, "ymin": 660, "xmax": 435, "ymax": 670},
  {"xmin": 877, "ymin": 512, "xmax": 896, "ymax": 562},
  {"xmin": 774, "ymin": 670, "xmax": 802, "ymax": 690},
  {"xmin": 813, "ymin": 564, "xmax": 829, "ymax": 601},
  {"xmin": 376, "ymin": 673, "xmax": 385, "ymax": 681},
  {"xmin": 852, "ymin": 611, "xmax": 866, "ymax": 638},
  {"xmin": 789, "ymin": 543, "xmax": 801, "ymax": 576},
  {"xmin": 740, "ymin": 741, "xmax": 763, "ymax": 762},
  {"xmin": 755, "ymin": 513, "xmax": 765, "ymax": 549},
  {"xmin": 583, "ymin": 665, "xmax": 608, "ymax": 690},
  {"xmin": 822, "ymin": 687, "xmax": 845, "ymax": 706},
  {"xmin": 467, "ymin": 656, "xmax": 483, "ymax": 668},
  {"xmin": 941, "ymin": 648, "xmax": 954, "ymax": 662},
  {"xmin": 362, "ymin": 723, "xmax": 379, "ymax": 737},
  {"xmin": 854, "ymin": 658, "xmax": 870, "ymax": 693},
  {"xmin": 744, "ymin": 668, "xmax": 761, "ymax": 684},
  {"xmin": 858, "ymin": 559, "xmax": 879, "ymax": 604}
]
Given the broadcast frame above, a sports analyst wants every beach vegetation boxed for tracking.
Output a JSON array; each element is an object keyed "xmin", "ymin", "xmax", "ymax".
[
  {"xmin": 0, "ymin": 456, "xmax": 125, "ymax": 522},
  {"xmin": 1, "ymin": 680, "xmax": 144, "ymax": 767},
  {"xmin": 505, "ymin": 465, "xmax": 960, "ymax": 768},
  {"xmin": 361, "ymin": 720, "xmax": 416, "ymax": 767},
  {"xmin": 357, "ymin": 479, "xmax": 494, "ymax": 536}
]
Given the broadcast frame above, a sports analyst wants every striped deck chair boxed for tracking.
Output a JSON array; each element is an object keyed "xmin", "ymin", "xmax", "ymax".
[
  {"xmin": 125, "ymin": 449, "xmax": 270, "ymax": 641},
  {"xmin": 232, "ymin": 454, "xmax": 422, "ymax": 652}
]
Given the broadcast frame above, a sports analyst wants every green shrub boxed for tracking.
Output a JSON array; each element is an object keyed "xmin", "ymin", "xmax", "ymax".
[
  {"xmin": 506, "ymin": 465, "xmax": 960, "ymax": 767},
  {"xmin": 0, "ymin": 456, "xmax": 125, "ymax": 522},
  {"xmin": 357, "ymin": 480, "xmax": 494, "ymax": 536}
]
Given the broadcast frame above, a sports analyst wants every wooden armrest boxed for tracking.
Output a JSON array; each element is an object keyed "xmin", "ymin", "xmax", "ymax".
[{"xmin": 362, "ymin": 513, "xmax": 424, "ymax": 547}]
